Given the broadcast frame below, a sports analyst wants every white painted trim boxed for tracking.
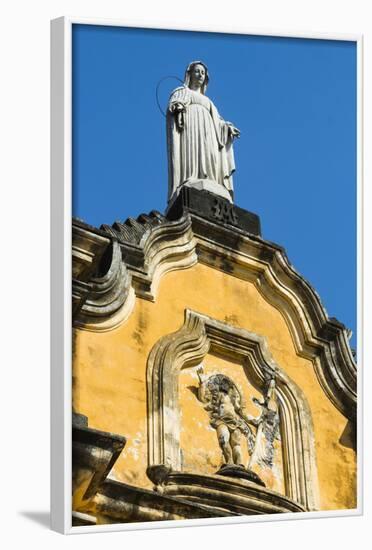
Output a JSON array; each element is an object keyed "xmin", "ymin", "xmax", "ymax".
[
  {"xmin": 51, "ymin": 16, "xmax": 363, "ymax": 534},
  {"xmin": 70, "ymin": 506, "xmax": 361, "ymax": 535},
  {"xmin": 50, "ymin": 16, "xmax": 65, "ymax": 535},
  {"xmin": 62, "ymin": 15, "xmax": 363, "ymax": 42},
  {"xmin": 51, "ymin": 16, "xmax": 72, "ymax": 535}
]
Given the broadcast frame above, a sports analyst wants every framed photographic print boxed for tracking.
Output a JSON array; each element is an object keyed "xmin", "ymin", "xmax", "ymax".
[{"xmin": 51, "ymin": 16, "xmax": 362, "ymax": 534}]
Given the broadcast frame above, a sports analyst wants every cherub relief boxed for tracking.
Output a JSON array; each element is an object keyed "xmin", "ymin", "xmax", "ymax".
[
  {"xmin": 196, "ymin": 367, "xmax": 280, "ymax": 470},
  {"xmin": 196, "ymin": 367, "xmax": 258, "ymax": 466}
]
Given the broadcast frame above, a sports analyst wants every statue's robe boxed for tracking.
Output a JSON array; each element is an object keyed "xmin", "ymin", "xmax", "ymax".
[{"xmin": 167, "ymin": 86, "xmax": 235, "ymax": 201}]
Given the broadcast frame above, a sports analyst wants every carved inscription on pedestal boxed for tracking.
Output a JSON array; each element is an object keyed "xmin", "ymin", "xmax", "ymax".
[{"xmin": 211, "ymin": 198, "xmax": 238, "ymax": 225}]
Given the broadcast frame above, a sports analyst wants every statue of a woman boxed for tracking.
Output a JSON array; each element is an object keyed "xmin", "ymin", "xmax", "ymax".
[{"xmin": 166, "ymin": 61, "xmax": 240, "ymax": 204}]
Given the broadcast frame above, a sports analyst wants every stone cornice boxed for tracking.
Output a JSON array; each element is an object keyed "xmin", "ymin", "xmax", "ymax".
[
  {"xmin": 96, "ymin": 478, "xmax": 235, "ymax": 522},
  {"xmin": 190, "ymin": 214, "xmax": 356, "ymax": 420},
  {"xmin": 72, "ymin": 207, "xmax": 357, "ymax": 421},
  {"xmin": 73, "ymin": 239, "xmax": 135, "ymax": 331},
  {"xmin": 119, "ymin": 214, "xmax": 198, "ymax": 301},
  {"xmin": 101, "ymin": 210, "xmax": 167, "ymax": 245},
  {"xmin": 161, "ymin": 472, "xmax": 306, "ymax": 514},
  {"xmin": 72, "ymin": 420, "xmax": 126, "ymax": 502},
  {"xmin": 72, "ymin": 221, "xmax": 111, "ymax": 316}
]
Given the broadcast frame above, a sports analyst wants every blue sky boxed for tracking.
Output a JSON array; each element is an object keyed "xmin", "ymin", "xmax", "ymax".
[{"xmin": 72, "ymin": 24, "xmax": 357, "ymax": 348}]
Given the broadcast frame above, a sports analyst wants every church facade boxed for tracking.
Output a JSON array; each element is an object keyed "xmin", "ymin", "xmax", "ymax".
[{"xmin": 71, "ymin": 186, "xmax": 357, "ymax": 527}]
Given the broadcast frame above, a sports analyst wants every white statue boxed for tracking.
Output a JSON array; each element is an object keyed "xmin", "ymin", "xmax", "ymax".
[{"xmin": 167, "ymin": 61, "xmax": 240, "ymax": 204}]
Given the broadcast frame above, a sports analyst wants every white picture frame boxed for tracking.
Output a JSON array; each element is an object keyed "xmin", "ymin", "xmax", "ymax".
[{"xmin": 51, "ymin": 16, "xmax": 363, "ymax": 535}]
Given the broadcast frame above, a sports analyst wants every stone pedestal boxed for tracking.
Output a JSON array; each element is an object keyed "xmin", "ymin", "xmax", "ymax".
[
  {"xmin": 72, "ymin": 413, "xmax": 126, "ymax": 510},
  {"xmin": 166, "ymin": 186, "xmax": 261, "ymax": 236},
  {"xmin": 215, "ymin": 464, "xmax": 266, "ymax": 487},
  {"xmin": 170, "ymin": 179, "xmax": 233, "ymax": 204}
]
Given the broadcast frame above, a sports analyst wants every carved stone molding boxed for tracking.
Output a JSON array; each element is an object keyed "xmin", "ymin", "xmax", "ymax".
[
  {"xmin": 72, "ymin": 221, "xmax": 110, "ymax": 281},
  {"xmin": 101, "ymin": 210, "xmax": 167, "ymax": 245},
  {"xmin": 160, "ymin": 471, "xmax": 306, "ymax": 514},
  {"xmin": 95, "ymin": 478, "xmax": 235, "ymax": 523},
  {"xmin": 73, "ymin": 240, "xmax": 135, "ymax": 331},
  {"xmin": 72, "ymin": 415, "xmax": 126, "ymax": 508},
  {"xmin": 111, "ymin": 214, "xmax": 198, "ymax": 301},
  {"xmin": 192, "ymin": 214, "xmax": 356, "ymax": 421},
  {"xmin": 146, "ymin": 310, "xmax": 320, "ymax": 511},
  {"xmin": 72, "ymin": 221, "xmax": 111, "ymax": 317},
  {"xmin": 73, "ymin": 214, "xmax": 197, "ymax": 331},
  {"xmin": 72, "ymin": 199, "xmax": 356, "ymax": 420}
]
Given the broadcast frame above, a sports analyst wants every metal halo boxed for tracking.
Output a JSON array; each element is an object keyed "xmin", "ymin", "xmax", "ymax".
[{"xmin": 156, "ymin": 75, "xmax": 183, "ymax": 117}]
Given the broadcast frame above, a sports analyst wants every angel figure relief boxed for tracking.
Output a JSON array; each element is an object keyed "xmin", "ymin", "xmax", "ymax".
[
  {"xmin": 248, "ymin": 378, "xmax": 281, "ymax": 471},
  {"xmin": 196, "ymin": 366, "xmax": 280, "ymax": 483}
]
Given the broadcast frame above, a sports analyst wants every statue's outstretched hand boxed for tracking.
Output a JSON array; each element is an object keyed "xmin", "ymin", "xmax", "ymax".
[
  {"xmin": 196, "ymin": 366, "xmax": 208, "ymax": 403},
  {"xmin": 229, "ymin": 125, "xmax": 240, "ymax": 139},
  {"xmin": 170, "ymin": 102, "xmax": 185, "ymax": 113},
  {"xmin": 170, "ymin": 102, "xmax": 186, "ymax": 131}
]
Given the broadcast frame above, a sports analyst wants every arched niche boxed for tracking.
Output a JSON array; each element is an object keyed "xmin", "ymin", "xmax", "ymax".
[{"xmin": 146, "ymin": 309, "xmax": 319, "ymax": 511}]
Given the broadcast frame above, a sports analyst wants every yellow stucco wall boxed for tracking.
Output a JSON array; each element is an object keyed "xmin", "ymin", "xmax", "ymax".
[{"xmin": 72, "ymin": 262, "xmax": 356, "ymax": 511}]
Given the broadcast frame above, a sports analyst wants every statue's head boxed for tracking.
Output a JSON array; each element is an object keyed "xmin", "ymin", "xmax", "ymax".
[{"xmin": 184, "ymin": 61, "xmax": 209, "ymax": 94}]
